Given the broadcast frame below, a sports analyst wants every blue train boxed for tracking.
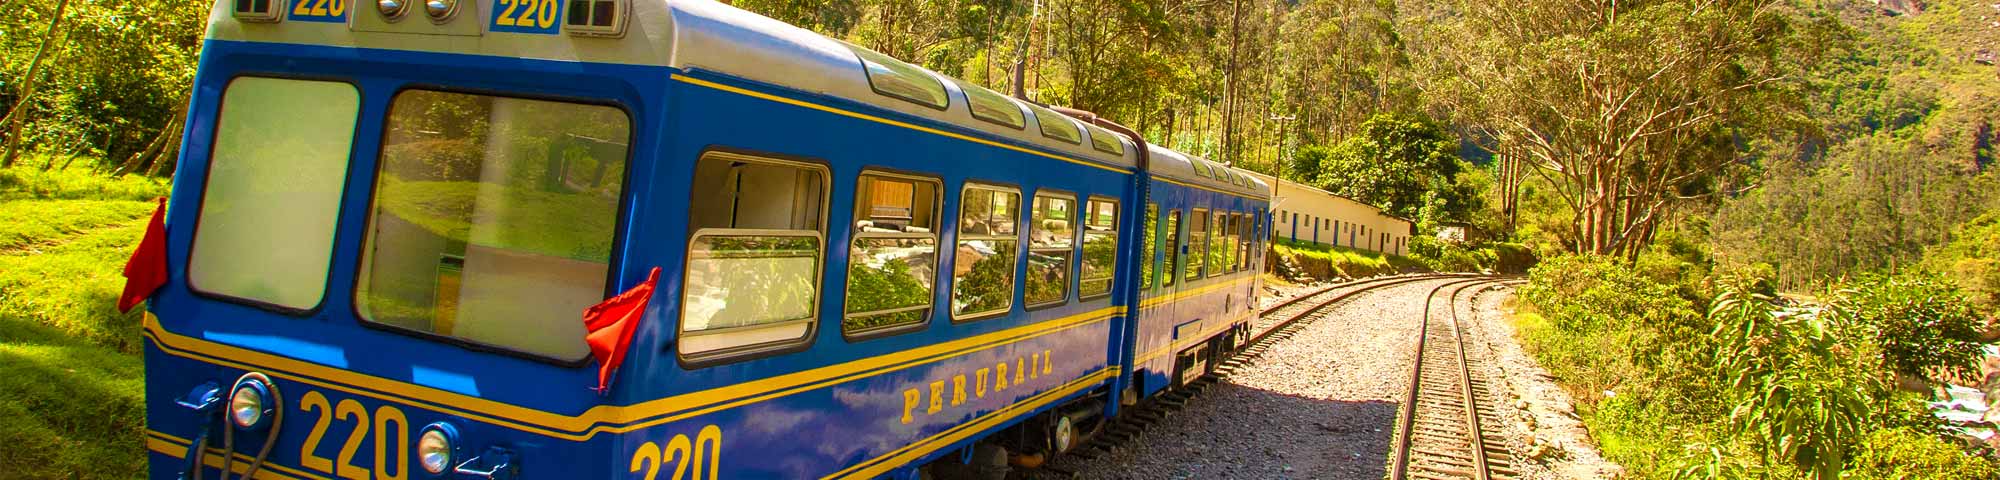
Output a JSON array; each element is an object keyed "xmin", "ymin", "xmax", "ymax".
[{"xmin": 142, "ymin": 0, "xmax": 1272, "ymax": 478}]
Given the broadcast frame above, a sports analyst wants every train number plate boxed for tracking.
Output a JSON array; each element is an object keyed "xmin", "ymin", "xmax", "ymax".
[
  {"xmin": 489, "ymin": 0, "xmax": 564, "ymax": 34},
  {"xmin": 289, "ymin": 0, "xmax": 349, "ymax": 23}
]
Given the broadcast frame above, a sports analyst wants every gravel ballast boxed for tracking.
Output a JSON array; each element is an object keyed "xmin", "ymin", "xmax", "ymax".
[{"xmin": 1035, "ymin": 278, "xmax": 1465, "ymax": 479}]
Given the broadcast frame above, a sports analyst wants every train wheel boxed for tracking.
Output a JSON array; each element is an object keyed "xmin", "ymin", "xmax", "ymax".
[{"xmin": 1051, "ymin": 414, "xmax": 1076, "ymax": 454}]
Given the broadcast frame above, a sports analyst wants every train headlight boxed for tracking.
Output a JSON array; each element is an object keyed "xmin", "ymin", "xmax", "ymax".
[
  {"xmin": 424, "ymin": 0, "xmax": 459, "ymax": 22},
  {"xmin": 377, "ymin": 0, "xmax": 410, "ymax": 20},
  {"xmin": 228, "ymin": 377, "xmax": 273, "ymax": 430},
  {"xmin": 417, "ymin": 423, "xmax": 459, "ymax": 475}
]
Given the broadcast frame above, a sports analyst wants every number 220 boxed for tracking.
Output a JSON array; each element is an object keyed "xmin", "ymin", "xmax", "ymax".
[
  {"xmin": 630, "ymin": 426, "xmax": 723, "ymax": 480},
  {"xmin": 496, "ymin": 0, "xmax": 559, "ymax": 29}
]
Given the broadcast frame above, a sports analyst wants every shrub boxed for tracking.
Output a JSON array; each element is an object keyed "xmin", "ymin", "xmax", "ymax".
[
  {"xmin": 1847, "ymin": 428, "xmax": 2000, "ymax": 480},
  {"xmin": 1830, "ymin": 273, "xmax": 1987, "ymax": 378}
]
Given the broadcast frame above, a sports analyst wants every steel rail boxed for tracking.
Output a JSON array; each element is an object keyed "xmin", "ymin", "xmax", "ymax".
[{"xmin": 1391, "ymin": 279, "xmax": 1508, "ymax": 480}]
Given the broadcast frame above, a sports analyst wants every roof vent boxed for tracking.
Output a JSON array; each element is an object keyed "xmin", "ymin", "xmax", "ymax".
[{"xmin": 564, "ymin": 0, "xmax": 627, "ymax": 37}]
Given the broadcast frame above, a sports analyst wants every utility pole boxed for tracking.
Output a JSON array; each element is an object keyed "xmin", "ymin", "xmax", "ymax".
[{"xmin": 1269, "ymin": 113, "xmax": 1295, "ymax": 212}]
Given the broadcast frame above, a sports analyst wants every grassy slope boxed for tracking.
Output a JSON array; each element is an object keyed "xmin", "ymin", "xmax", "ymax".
[
  {"xmin": 1270, "ymin": 239, "xmax": 1427, "ymax": 280},
  {"xmin": 0, "ymin": 166, "xmax": 167, "ymax": 479}
]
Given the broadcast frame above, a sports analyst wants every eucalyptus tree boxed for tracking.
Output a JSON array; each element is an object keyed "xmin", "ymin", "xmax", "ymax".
[{"xmin": 1420, "ymin": 0, "xmax": 1834, "ymax": 257}]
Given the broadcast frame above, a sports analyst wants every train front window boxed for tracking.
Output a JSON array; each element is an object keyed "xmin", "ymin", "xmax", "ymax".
[
  {"xmin": 1079, "ymin": 198, "xmax": 1118, "ymax": 298},
  {"xmin": 680, "ymin": 152, "xmax": 828, "ymax": 358},
  {"xmin": 1025, "ymin": 192, "xmax": 1075, "ymax": 307},
  {"xmin": 952, "ymin": 184, "xmax": 1020, "ymax": 319},
  {"xmin": 190, "ymin": 77, "xmax": 358, "ymax": 311},
  {"xmin": 356, "ymin": 90, "xmax": 629, "ymax": 361},
  {"xmin": 844, "ymin": 173, "xmax": 940, "ymax": 336}
]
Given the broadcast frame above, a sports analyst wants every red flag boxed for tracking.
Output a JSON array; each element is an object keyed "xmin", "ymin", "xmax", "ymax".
[
  {"xmin": 118, "ymin": 197, "xmax": 170, "ymax": 313},
  {"xmin": 583, "ymin": 267, "xmax": 661, "ymax": 394}
]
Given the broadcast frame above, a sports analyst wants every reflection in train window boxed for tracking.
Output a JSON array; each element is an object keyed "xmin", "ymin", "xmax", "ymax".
[
  {"xmin": 850, "ymin": 44, "xmax": 949, "ymax": 110},
  {"xmin": 355, "ymin": 89, "xmax": 630, "ymax": 361},
  {"xmin": 953, "ymin": 184, "xmax": 1021, "ymax": 319},
  {"xmin": 844, "ymin": 172, "xmax": 941, "ymax": 336},
  {"xmin": 679, "ymin": 152, "xmax": 828, "ymax": 359},
  {"xmin": 1187, "ymin": 208, "xmax": 1207, "ymax": 281},
  {"xmin": 1164, "ymin": 210, "xmax": 1182, "ymax": 287},
  {"xmin": 1206, "ymin": 209, "xmax": 1226, "ymax": 278},
  {"xmin": 1026, "ymin": 192, "xmax": 1076, "ymax": 307},
  {"xmin": 1079, "ymin": 198, "xmax": 1118, "ymax": 298},
  {"xmin": 1141, "ymin": 203, "xmax": 1157, "ymax": 290},
  {"xmin": 958, "ymin": 80, "xmax": 1025, "ymax": 129}
]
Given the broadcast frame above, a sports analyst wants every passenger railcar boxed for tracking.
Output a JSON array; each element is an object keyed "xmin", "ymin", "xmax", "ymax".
[{"xmin": 141, "ymin": 0, "xmax": 1271, "ymax": 478}]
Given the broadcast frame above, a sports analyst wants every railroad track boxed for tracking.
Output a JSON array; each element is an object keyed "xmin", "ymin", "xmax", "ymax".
[
  {"xmin": 1055, "ymin": 273, "xmax": 1482, "ymax": 468},
  {"xmin": 1391, "ymin": 279, "xmax": 1516, "ymax": 480}
]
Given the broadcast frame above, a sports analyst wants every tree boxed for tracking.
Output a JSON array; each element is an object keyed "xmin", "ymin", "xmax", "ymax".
[
  {"xmin": 1311, "ymin": 112, "xmax": 1470, "ymax": 226},
  {"xmin": 1420, "ymin": 0, "xmax": 1831, "ymax": 257}
]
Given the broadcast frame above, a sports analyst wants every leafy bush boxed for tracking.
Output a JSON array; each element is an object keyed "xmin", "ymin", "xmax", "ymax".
[
  {"xmin": 1921, "ymin": 212, "xmax": 2000, "ymax": 315},
  {"xmin": 1831, "ymin": 273, "xmax": 1987, "ymax": 377},
  {"xmin": 1268, "ymin": 239, "xmax": 1418, "ymax": 281},
  {"xmin": 1521, "ymin": 255, "xmax": 1995, "ymax": 479},
  {"xmin": 1407, "ymin": 234, "xmax": 1498, "ymax": 273},
  {"xmin": 1490, "ymin": 242, "xmax": 1537, "ymax": 274},
  {"xmin": 1847, "ymin": 428, "xmax": 2000, "ymax": 480},
  {"xmin": 1709, "ymin": 276, "xmax": 1879, "ymax": 479}
]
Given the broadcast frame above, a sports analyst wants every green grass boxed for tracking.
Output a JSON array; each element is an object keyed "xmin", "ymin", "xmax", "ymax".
[
  {"xmin": 0, "ymin": 165, "xmax": 157, "ymax": 479},
  {"xmin": 1270, "ymin": 239, "xmax": 1427, "ymax": 280},
  {"xmin": 0, "ymin": 163, "xmax": 171, "ymax": 202}
]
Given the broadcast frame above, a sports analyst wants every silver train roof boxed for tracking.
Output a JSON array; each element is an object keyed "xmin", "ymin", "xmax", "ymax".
[{"xmin": 204, "ymin": 0, "xmax": 1268, "ymax": 199}]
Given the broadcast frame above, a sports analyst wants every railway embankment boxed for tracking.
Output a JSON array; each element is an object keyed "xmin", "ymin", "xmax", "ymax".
[{"xmin": 1510, "ymin": 255, "xmax": 1999, "ymax": 478}]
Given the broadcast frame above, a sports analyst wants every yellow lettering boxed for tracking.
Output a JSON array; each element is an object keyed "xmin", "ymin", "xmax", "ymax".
[
  {"xmin": 1043, "ymin": 349, "xmax": 1053, "ymax": 375},
  {"xmin": 975, "ymin": 368, "xmax": 990, "ymax": 398},
  {"xmin": 927, "ymin": 381, "xmax": 944, "ymax": 414},
  {"xmin": 1016, "ymin": 358, "xmax": 1026, "ymax": 384},
  {"xmin": 951, "ymin": 375, "xmax": 967, "ymax": 406},
  {"xmin": 996, "ymin": 362, "xmax": 1009, "ymax": 391},
  {"xmin": 298, "ymin": 391, "xmax": 334, "ymax": 473},
  {"xmin": 900, "ymin": 389, "xmax": 920, "ymax": 424}
]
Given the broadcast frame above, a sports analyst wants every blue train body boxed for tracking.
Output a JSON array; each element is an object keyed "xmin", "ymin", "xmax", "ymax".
[{"xmin": 143, "ymin": 1, "xmax": 1272, "ymax": 478}]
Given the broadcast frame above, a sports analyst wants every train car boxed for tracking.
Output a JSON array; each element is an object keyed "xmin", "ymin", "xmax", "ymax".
[{"xmin": 138, "ymin": 0, "xmax": 1269, "ymax": 478}]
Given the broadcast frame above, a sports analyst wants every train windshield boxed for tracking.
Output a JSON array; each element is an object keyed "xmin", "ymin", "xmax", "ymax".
[
  {"xmin": 354, "ymin": 89, "xmax": 631, "ymax": 361},
  {"xmin": 188, "ymin": 77, "xmax": 359, "ymax": 311}
]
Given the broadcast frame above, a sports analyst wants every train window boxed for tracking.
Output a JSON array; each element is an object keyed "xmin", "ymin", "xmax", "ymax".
[
  {"xmin": 190, "ymin": 77, "xmax": 358, "ymax": 312},
  {"xmin": 1191, "ymin": 161, "xmax": 1210, "ymax": 178},
  {"xmin": 958, "ymin": 80, "xmax": 1026, "ymax": 129},
  {"xmin": 678, "ymin": 152, "xmax": 828, "ymax": 359},
  {"xmin": 952, "ymin": 184, "xmax": 1021, "ymax": 319},
  {"xmin": 1223, "ymin": 212, "xmax": 1240, "ymax": 274},
  {"xmin": 1207, "ymin": 210, "xmax": 1226, "ymax": 278},
  {"xmin": 844, "ymin": 172, "xmax": 942, "ymax": 336},
  {"xmin": 1087, "ymin": 125, "xmax": 1125, "ymax": 156},
  {"xmin": 1186, "ymin": 208, "xmax": 1207, "ymax": 281},
  {"xmin": 1029, "ymin": 105, "xmax": 1082, "ymax": 144},
  {"xmin": 1079, "ymin": 197, "xmax": 1118, "ymax": 298},
  {"xmin": 1141, "ymin": 203, "xmax": 1157, "ymax": 290},
  {"xmin": 565, "ymin": 0, "xmax": 628, "ymax": 37},
  {"xmin": 356, "ymin": 89, "xmax": 630, "ymax": 361},
  {"xmin": 850, "ymin": 45, "xmax": 949, "ymax": 110},
  {"xmin": 1025, "ymin": 192, "xmax": 1076, "ymax": 307},
  {"xmin": 1163, "ymin": 210, "xmax": 1182, "ymax": 287},
  {"xmin": 1223, "ymin": 213, "xmax": 1240, "ymax": 273},
  {"xmin": 1236, "ymin": 213, "xmax": 1251, "ymax": 271}
]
